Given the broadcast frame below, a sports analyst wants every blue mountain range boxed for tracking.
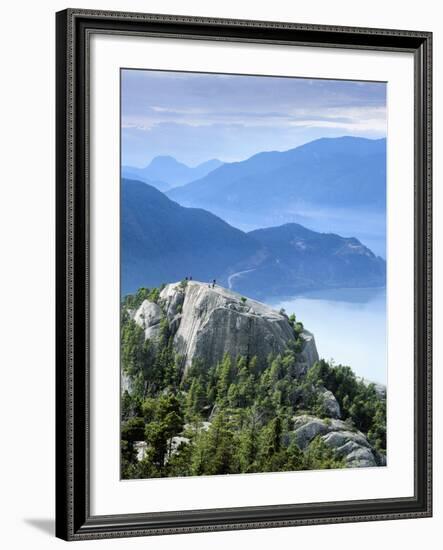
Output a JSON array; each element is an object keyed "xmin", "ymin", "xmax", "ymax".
[
  {"xmin": 121, "ymin": 177, "xmax": 385, "ymax": 298},
  {"xmin": 167, "ymin": 137, "xmax": 386, "ymax": 211},
  {"xmin": 122, "ymin": 156, "xmax": 223, "ymax": 191},
  {"xmin": 166, "ymin": 137, "xmax": 387, "ymax": 257}
]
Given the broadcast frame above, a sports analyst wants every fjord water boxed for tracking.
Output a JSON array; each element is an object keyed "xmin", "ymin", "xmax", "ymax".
[{"xmin": 269, "ymin": 287, "xmax": 387, "ymax": 384}]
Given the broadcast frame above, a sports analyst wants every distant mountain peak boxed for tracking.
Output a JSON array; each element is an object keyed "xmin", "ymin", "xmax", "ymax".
[
  {"xmin": 195, "ymin": 158, "xmax": 223, "ymax": 170},
  {"xmin": 167, "ymin": 135, "xmax": 387, "ymax": 234},
  {"xmin": 123, "ymin": 156, "xmax": 224, "ymax": 189},
  {"xmin": 147, "ymin": 155, "xmax": 185, "ymax": 168},
  {"xmin": 122, "ymin": 179, "xmax": 386, "ymax": 298},
  {"xmin": 295, "ymin": 135, "xmax": 386, "ymax": 153},
  {"xmin": 244, "ymin": 135, "xmax": 385, "ymax": 162}
]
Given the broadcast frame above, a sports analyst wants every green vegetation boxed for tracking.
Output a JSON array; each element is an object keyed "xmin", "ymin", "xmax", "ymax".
[
  {"xmin": 305, "ymin": 360, "xmax": 386, "ymax": 452},
  {"xmin": 121, "ymin": 288, "xmax": 386, "ymax": 479},
  {"xmin": 122, "ymin": 285, "xmax": 165, "ymax": 310}
]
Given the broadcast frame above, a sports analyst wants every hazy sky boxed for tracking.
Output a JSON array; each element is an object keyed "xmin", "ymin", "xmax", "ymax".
[{"xmin": 121, "ymin": 69, "xmax": 387, "ymax": 167}]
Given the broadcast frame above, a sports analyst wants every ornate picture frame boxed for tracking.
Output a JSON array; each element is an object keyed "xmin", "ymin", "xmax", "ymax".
[{"xmin": 55, "ymin": 8, "xmax": 432, "ymax": 541}]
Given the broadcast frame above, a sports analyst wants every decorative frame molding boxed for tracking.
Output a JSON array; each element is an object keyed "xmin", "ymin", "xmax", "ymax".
[{"xmin": 55, "ymin": 8, "xmax": 432, "ymax": 541}]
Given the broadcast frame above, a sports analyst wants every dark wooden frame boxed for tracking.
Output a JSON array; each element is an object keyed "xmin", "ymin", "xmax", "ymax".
[{"xmin": 55, "ymin": 8, "xmax": 432, "ymax": 541}]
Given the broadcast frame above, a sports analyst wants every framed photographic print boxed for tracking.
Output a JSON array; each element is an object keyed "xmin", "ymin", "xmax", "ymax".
[{"xmin": 55, "ymin": 9, "xmax": 432, "ymax": 541}]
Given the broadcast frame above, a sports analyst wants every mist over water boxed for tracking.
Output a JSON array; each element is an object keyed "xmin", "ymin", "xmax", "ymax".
[{"xmin": 268, "ymin": 287, "xmax": 387, "ymax": 385}]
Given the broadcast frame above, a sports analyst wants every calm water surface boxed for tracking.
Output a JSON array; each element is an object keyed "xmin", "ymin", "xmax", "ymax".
[{"xmin": 268, "ymin": 287, "xmax": 387, "ymax": 384}]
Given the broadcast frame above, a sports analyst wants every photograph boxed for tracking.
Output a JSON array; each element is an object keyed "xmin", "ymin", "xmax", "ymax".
[
  {"xmin": 119, "ymin": 69, "xmax": 388, "ymax": 480},
  {"xmin": 52, "ymin": 6, "xmax": 432, "ymax": 542}
]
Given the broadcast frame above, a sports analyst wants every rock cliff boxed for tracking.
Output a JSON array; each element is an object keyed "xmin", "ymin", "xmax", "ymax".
[
  {"xmin": 133, "ymin": 281, "xmax": 318, "ymax": 375},
  {"xmin": 124, "ymin": 281, "xmax": 385, "ymax": 472},
  {"xmin": 292, "ymin": 415, "xmax": 383, "ymax": 468}
]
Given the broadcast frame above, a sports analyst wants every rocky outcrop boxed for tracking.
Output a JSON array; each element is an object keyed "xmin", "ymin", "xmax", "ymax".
[
  {"xmin": 300, "ymin": 329, "xmax": 318, "ymax": 370},
  {"xmin": 165, "ymin": 282, "xmax": 294, "ymax": 373},
  {"xmin": 121, "ymin": 372, "xmax": 133, "ymax": 394},
  {"xmin": 133, "ymin": 300, "xmax": 163, "ymax": 340},
  {"xmin": 160, "ymin": 283, "xmax": 186, "ymax": 322},
  {"xmin": 318, "ymin": 387, "xmax": 341, "ymax": 419},
  {"xmin": 292, "ymin": 415, "xmax": 379, "ymax": 468},
  {"xmin": 166, "ymin": 436, "xmax": 190, "ymax": 462},
  {"xmin": 362, "ymin": 378, "xmax": 387, "ymax": 399},
  {"xmin": 124, "ymin": 282, "xmax": 386, "ymax": 473},
  {"xmin": 134, "ymin": 441, "xmax": 148, "ymax": 461},
  {"xmin": 133, "ymin": 281, "xmax": 319, "ymax": 375}
]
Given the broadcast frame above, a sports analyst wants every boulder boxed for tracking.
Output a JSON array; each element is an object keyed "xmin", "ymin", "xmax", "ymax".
[
  {"xmin": 134, "ymin": 299, "xmax": 162, "ymax": 327},
  {"xmin": 133, "ymin": 300, "xmax": 163, "ymax": 340},
  {"xmin": 121, "ymin": 371, "xmax": 133, "ymax": 394},
  {"xmin": 134, "ymin": 441, "xmax": 148, "ymax": 461},
  {"xmin": 322, "ymin": 429, "xmax": 370, "ymax": 449},
  {"xmin": 184, "ymin": 421, "xmax": 211, "ymax": 433},
  {"xmin": 144, "ymin": 324, "xmax": 162, "ymax": 341},
  {"xmin": 160, "ymin": 283, "xmax": 186, "ymax": 321},
  {"xmin": 165, "ymin": 436, "xmax": 190, "ymax": 462},
  {"xmin": 292, "ymin": 414, "xmax": 378, "ymax": 468},
  {"xmin": 293, "ymin": 415, "xmax": 330, "ymax": 449},
  {"xmin": 319, "ymin": 387, "xmax": 341, "ymax": 418}
]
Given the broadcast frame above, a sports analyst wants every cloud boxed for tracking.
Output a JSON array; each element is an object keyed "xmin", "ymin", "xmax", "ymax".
[{"xmin": 121, "ymin": 69, "xmax": 386, "ymax": 166}]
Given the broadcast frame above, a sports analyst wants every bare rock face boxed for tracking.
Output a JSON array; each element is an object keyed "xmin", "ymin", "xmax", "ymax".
[
  {"xmin": 292, "ymin": 414, "xmax": 379, "ymax": 468},
  {"xmin": 296, "ymin": 331, "xmax": 319, "ymax": 376},
  {"xmin": 121, "ymin": 372, "xmax": 133, "ymax": 394},
  {"xmin": 160, "ymin": 283, "xmax": 186, "ymax": 322},
  {"xmin": 148, "ymin": 281, "xmax": 319, "ymax": 374},
  {"xmin": 318, "ymin": 387, "xmax": 341, "ymax": 419},
  {"xmin": 133, "ymin": 300, "xmax": 163, "ymax": 340}
]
